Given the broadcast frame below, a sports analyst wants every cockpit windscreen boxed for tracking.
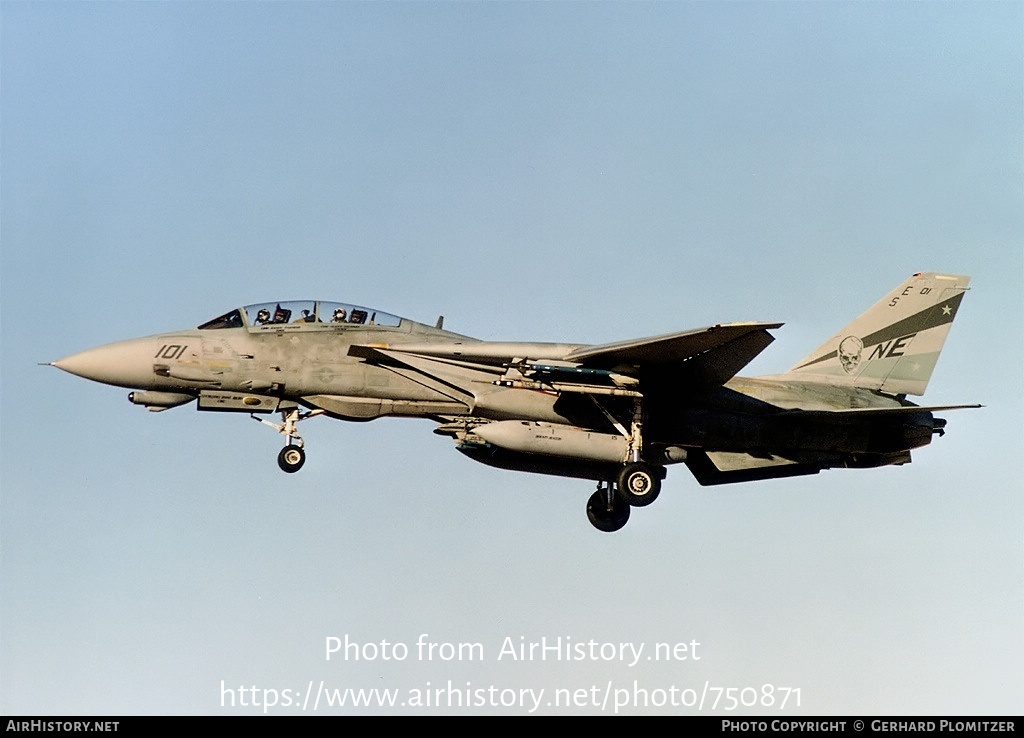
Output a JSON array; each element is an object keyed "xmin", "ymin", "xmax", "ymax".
[{"xmin": 198, "ymin": 301, "xmax": 402, "ymax": 330}]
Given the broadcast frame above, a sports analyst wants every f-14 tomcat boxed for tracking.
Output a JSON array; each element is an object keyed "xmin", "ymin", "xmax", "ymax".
[{"xmin": 52, "ymin": 272, "xmax": 977, "ymax": 532}]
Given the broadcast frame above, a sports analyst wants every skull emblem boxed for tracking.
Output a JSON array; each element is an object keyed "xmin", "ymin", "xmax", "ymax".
[{"xmin": 838, "ymin": 336, "xmax": 863, "ymax": 374}]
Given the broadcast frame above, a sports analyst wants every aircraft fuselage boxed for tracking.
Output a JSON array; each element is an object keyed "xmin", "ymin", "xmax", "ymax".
[{"xmin": 52, "ymin": 276, "xmax": 975, "ymax": 532}]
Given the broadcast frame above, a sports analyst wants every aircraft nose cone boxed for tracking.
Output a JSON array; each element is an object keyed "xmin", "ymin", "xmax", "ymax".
[
  {"xmin": 52, "ymin": 348, "xmax": 110, "ymax": 380},
  {"xmin": 52, "ymin": 338, "xmax": 155, "ymax": 388}
]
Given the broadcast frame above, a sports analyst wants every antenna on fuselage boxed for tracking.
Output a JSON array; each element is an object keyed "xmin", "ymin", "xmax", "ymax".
[{"xmin": 435, "ymin": 316, "xmax": 444, "ymax": 329}]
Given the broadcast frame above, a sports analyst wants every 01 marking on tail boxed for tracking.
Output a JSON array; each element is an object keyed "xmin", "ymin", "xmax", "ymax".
[{"xmin": 51, "ymin": 273, "xmax": 978, "ymax": 532}]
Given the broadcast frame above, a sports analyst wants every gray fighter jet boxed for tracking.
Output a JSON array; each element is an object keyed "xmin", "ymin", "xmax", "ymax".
[{"xmin": 52, "ymin": 272, "xmax": 977, "ymax": 531}]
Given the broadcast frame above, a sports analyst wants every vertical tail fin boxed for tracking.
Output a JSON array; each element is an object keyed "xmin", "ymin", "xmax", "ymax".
[{"xmin": 785, "ymin": 272, "xmax": 970, "ymax": 396}]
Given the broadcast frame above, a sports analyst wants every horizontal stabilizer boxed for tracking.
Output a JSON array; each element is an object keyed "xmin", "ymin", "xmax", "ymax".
[{"xmin": 792, "ymin": 403, "xmax": 982, "ymax": 419}]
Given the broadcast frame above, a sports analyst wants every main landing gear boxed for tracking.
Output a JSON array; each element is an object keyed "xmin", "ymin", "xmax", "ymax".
[
  {"xmin": 586, "ymin": 463, "xmax": 665, "ymax": 533},
  {"xmin": 252, "ymin": 403, "xmax": 324, "ymax": 473},
  {"xmin": 584, "ymin": 395, "xmax": 665, "ymax": 531}
]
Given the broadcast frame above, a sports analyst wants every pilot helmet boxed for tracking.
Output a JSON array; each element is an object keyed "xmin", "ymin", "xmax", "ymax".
[
  {"xmin": 256, "ymin": 308, "xmax": 270, "ymax": 323},
  {"xmin": 333, "ymin": 308, "xmax": 347, "ymax": 322}
]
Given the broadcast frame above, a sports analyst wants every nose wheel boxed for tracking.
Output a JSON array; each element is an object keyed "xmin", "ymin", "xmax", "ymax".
[{"xmin": 277, "ymin": 444, "xmax": 306, "ymax": 473}]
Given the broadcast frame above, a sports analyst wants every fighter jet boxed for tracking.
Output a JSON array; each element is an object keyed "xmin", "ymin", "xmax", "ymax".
[{"xmin": 51, "ymin": 272, "xmax": 977, "ymax": 532}]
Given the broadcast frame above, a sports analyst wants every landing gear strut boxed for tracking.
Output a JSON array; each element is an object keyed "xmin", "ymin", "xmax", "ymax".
[
  {"xmin": 252, "ymin": 403, "xmax": 324, "ymax": 473},
  {"xmin": 584, "ymin": 395, "xmax": 667, "ymax": 530}
]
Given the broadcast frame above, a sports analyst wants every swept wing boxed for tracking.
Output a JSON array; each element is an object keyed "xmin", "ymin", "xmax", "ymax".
[{"xmin": 353, "ymin": 321, "xmax": 782, "ymax": 387}]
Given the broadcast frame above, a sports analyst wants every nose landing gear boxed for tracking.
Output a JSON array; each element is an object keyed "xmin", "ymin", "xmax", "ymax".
[{"xmin": 252, "ymin": 403, "xmax": 324, "ymax": 473}]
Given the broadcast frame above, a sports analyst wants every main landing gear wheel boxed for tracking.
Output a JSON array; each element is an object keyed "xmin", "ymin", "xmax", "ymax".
[
  {"xmin": 587, "ymin": 485, "xmax": 630, "ymax": 533},
  {"xmin": 617, "ymin": 462, "xmax": 662, "ymax": 507},
  {"xmin": 277, "ymin": 445, "xmax": 306, "ymax": 473}
]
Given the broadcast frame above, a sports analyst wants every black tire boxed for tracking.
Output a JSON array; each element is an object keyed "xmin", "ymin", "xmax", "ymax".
[
  {"xmin": 617, "ymin": 463, "xmax": 662, "ymax": 507},
  {"xmin": 278, "ymin": 445, "xmax": 306, "ymax": 473},
  {"xmin": 587, "ymin": 489, "xmax": 630, "ymax": 533}
]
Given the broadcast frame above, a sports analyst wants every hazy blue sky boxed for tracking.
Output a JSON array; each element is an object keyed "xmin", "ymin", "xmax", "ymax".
[{"xmin": 2, "ymin": 1, "xmax": 1021, "ymax": 715}]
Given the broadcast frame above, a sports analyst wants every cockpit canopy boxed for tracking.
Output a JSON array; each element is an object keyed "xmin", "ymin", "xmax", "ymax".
[{"xmin": 198, "ymin": 301, "xmax": 403, "ymax": 331}]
